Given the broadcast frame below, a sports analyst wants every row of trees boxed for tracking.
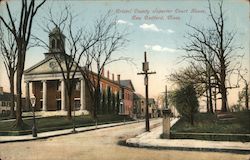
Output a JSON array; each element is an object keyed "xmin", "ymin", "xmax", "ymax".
[
  {"xmin": 0, "ymin": 0, "xmax": 129, "ymax": 128},
  {"xmin": 169, "ymin": 0, "xmax": 249, "ymax": 114},
  {"xmin": 100, "ymin": 90, "xmax": 120, "ymax": 115}
]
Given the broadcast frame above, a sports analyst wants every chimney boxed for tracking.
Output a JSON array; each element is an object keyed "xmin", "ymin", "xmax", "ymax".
[
  {"xmin": 117, "ymin": 74, "xmax": 120, "ymax": 84},
  {"xmin": 0, "ymin": 87, "xmax": 3, "ymax": 95},
  {"xmin": 107, "ymin": 70, "xmax": 110, "ymax": 79},
  {"xmin": 112, "ymin": 74, "xmax": 114, "ymax": 81}
]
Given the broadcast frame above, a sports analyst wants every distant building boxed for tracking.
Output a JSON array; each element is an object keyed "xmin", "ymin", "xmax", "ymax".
[
  {"xmin": 119, "ymin": 79, "xmax": 135, "ymax": 116},
  {"xmin": 133, "ymin": 93, "xmax": 158, "ymax": 118},
  {"xmin": 0, "ymin": 87, "xmax": 12, "ymax": 116},
  {"xmin": 0, "ymin": 87, "xmax": 21, "ymax": 116},
  {"xmin": 133, "ymin": 93, "xmax": 145, "ymax": 118},
  {"xmin": 148, "ymin": 98, "xmax": 158, "ymax": 118}
]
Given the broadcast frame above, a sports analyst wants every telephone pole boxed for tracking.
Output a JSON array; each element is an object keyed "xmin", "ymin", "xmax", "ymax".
[
  {"xmin": 165, "ymin": 85, "xmax": 168, "ymax": 109},
  {"xmin": 137, "ymin": 51, "xmax": 156, "ymax": 132}
]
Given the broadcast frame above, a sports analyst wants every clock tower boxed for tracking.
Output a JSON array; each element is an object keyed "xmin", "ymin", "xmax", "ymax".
[{"xmin": 49, "ymin": 27, "xmax": 66, "ymax": 53}]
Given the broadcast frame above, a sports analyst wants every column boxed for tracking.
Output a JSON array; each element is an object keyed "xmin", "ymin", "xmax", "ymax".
[
  {"xmin": 61, "ymin": 79, "xmax": 66, "ymax": 111},
  {"xmin": 80, "ymin": 78, "xmax": 86, "ymax": 110},
  {"xmin": 25, "ymin": 81, "xmax": 30, "ymax": 111},
  {"xmin": 162, "ymin": 108, "xmax": 171, "ymax": 139},
  {"xmin": 42, "ymin": 80, "xmax": 47, "ymax": 111}
]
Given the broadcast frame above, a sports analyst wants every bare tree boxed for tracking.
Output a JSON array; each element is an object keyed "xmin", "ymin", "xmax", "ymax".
[
  {"xmin": 79, "ymin": 11, "xmax": 129, "ymax": 118},
  {"xmin": 0, "ymin": 24, "xmax": 17, "ymax": 118},
  {"xmin": 34, "ymin": 6, "xmax": 102, "ymax": 119},
  {"xmin": 35, "ymin": 8, "xmax": 129, "ymax": 119},
  {"xmin": 182, "ymin": 0, "xmax": 243, "ymax": 112},
  {"xmin": 239, "ymin": 69, "xmax": 249, "ymax": 110},
  {"xmin": 0, "ymin": 0, "xmax": 46, "ymax": 128},
  {"xmin": 169, "ymin": 63, "xmax": 215, "ymax": 113}
]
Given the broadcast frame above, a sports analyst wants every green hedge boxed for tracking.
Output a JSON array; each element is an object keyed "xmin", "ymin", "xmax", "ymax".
[{"xmin": 0, "ymin": 114, "xmax": 133, "ymax": 136}]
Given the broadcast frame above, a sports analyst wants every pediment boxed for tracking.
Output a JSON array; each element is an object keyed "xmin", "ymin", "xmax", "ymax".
[{"xmin": 24, "ymin": 57, "xmax": 78, "ymax": 75}]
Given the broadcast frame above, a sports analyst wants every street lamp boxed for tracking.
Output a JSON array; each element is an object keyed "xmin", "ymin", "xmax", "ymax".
[{"xmin": 30, "ymin": 94, "xmax": 37, "ymax": 137}]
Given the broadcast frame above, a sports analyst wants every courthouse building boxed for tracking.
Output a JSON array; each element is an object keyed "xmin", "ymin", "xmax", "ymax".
[{"xmin": 23, "ymin": 27, "xmax": 135, "ymax": 116}]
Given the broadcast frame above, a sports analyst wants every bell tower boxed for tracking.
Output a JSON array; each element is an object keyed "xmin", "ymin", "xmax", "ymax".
[{"xmin": 49, "ymin": 27, "xmax": 65, "ymax": 53}]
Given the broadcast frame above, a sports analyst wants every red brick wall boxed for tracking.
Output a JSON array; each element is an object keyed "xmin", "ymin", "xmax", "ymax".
[{"xmin": 123, "ymin": 88, "xmax": 133, "ymax": 115}]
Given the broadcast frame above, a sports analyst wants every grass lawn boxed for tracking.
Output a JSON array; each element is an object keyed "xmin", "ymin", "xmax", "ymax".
[
  {"xmin": 171, "ymin": 110, "xmax": 250, "ymax": 134},
  {"xmin": 170, "ymin": 110, "xmax": 250, "ymax": 141},
  {"xmin": 0, "ymin": 114, "xmax": 133, "ymax": 136}
]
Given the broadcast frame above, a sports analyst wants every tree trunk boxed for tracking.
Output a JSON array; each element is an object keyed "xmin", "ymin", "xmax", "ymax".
[
  {"xmin": 220, "ymin": 61, "xmax": 228, "ymax": 112},
  {"xmin": 206, "ymin": 87, "xmax": 210, "ymax": 113},
  {"xmin": 94, "ymin": 95, "xmax": 98, "ymax": 118},
  {"xmin": 208, "ymin": 76, "xmax": 213, "ymax": 113},
  {"xmin": 94, "ymin": 88, "xmax": 99, "ymax": 118},
  {"xmin": 15, "ymin": 67, "xmax": 23, "ymax": 128},
  {"xmin": 245, "ymin": 83, "xmax": 249, "ymax": 110},
  {"xmin": 221, "ymin": 85, "xmax": 228, "ymax": 112},
  {"xmin": 67, "ymin": 90, "xmax": 72, "ymax": 120},
  {"xmin": 214, "ymin": 87, "xmax": 217, "ymax": 112},
  {"xmin": 9, "ymin": 71, "xmax": 15, "ymax": 118}
]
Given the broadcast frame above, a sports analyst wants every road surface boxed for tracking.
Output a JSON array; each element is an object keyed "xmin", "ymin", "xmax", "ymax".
[{"xmin": 0, "ymin": 119, "xmax": 249, "ymax": 160}]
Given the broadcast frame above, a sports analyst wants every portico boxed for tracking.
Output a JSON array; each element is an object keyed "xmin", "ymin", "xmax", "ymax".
[{"xmin": 24, "ymin": 70, "xmax": 88, "ymax": 114}]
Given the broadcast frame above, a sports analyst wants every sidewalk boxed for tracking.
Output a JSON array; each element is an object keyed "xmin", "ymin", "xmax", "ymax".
[
  {"xmin": 126, "ymin": 118, "xmax": 250, "ymax": 154},
  {"xmin": 0, "ymin": 118, "xmax": 161, "ymax": 143}
]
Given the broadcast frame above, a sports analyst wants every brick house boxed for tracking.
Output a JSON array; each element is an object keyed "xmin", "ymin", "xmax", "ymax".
[{"xmin": 119, "ymin": 80, "xmax": 135, "ymax": 115}]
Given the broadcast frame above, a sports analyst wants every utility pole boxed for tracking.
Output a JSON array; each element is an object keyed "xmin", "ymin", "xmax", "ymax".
[
  {"xmin": 165, "ymin": 85, "xmax": 168, "ymax": 109},
  {"xmin": 137, "ymin": 51, "xmax": 156, "ymax": 132}
]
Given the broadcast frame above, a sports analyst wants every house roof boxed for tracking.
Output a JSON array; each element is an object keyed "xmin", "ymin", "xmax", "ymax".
[
  {"xmin": 120, "ymin": 80, "xmax": 135, "ymax": 91},
  {"xmin": 134, "ymin": 93, "xmax": 144, "ymax": 99}
]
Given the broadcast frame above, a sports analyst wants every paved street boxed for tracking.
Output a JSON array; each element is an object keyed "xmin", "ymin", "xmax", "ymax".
[{"xmin": 0, "ymin": 119, "xmax": 249, "ymax": 160}]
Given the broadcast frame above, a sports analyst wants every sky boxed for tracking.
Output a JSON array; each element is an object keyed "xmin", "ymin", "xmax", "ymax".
[{"xmin": 0, "ymin": 0, "xmax": 249, "ymax": 109}]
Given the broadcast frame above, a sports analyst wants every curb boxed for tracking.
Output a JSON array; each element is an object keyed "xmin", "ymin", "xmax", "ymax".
[
  {"xmin": 125, "ymin": 118, "xmax": 250, "ymax": 155},
  {"xmin": 0, "ymin": 119, "xmax": 145, "ymax": 143},
  {"xmin": 125, "ymin": 141, "xmax": 250, "ymax": 154}
]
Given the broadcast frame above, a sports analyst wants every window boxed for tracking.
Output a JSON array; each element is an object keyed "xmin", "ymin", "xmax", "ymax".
[
  {"xmin": 40, "ymin": 82, "xmax": 43, "ymax": 91},
  {"xmin": 57, "ymin": 81, "xmax": 61, "ymax": 91},
  {"xmin": 122, "ymin": 89, "xmax": 124, "ymax": 99},
  {"xmin": 56, "ymin": 100, "xmax": 61, "ymax": 110},
  {"xmin": 52, "ymin": 39, "xmax": 55, "ymax": 48},
  {"xmin": 75, "ymin": 81, "xmax": 80, "ymax": 91},
  {"xmin": 74, "ymin": 100, "xmax": 80, "ymax": 110}
]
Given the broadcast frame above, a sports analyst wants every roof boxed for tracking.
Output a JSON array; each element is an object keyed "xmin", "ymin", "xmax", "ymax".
[
  {"xmin": 120, "ymin": 80, "xmax": 135, "ymax": 91},
  {"xmin": 148, "ymin": 98, "xmax": 155, "ymax": 104},
  {"xmin": 134, "ymin": 93, "xmax": 144, "ymax": 99},
  {"xmin": 49, "ymin": 27, "xmax": 66, "ymax": 38},
  {"xmin": 24, "ymin": 52, "xmax": 78, "ymax": 75}
]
